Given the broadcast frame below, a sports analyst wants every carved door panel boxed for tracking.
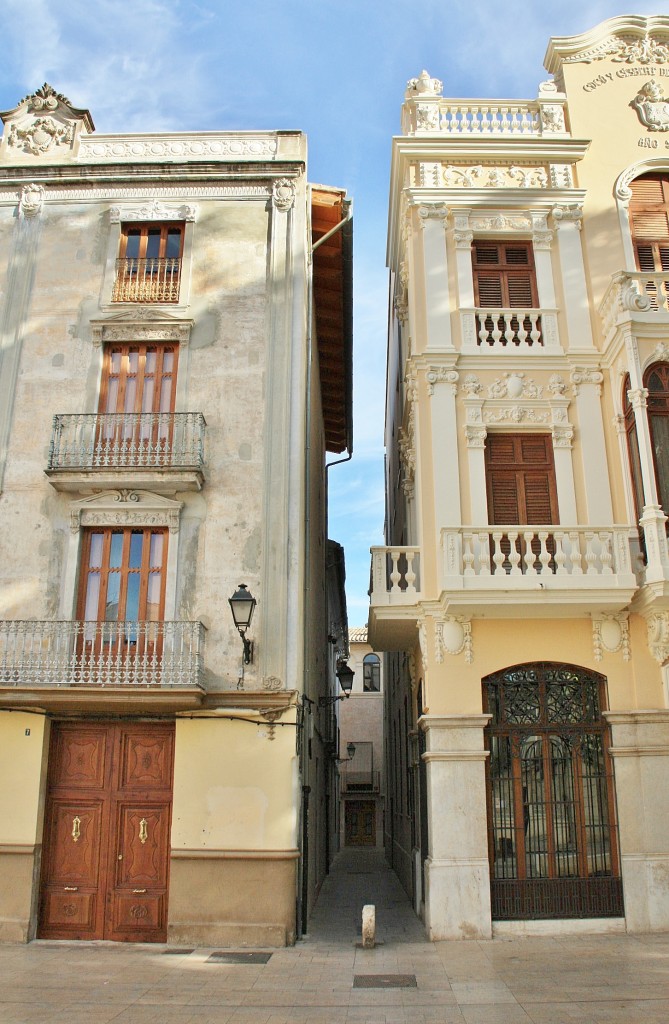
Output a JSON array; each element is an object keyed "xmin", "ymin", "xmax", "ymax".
[
  {"xmin": 345, "ymin": 801, "xmax": 376, "ymax": 846},
  {"xmin": 39, "ymin": 722, "xmax": 174, "ymax": 942}
]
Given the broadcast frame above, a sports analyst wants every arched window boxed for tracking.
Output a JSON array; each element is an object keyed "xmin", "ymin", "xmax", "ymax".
[
  {"xmin": 644, "ymin": 362, "xmax": 669, "ymax": 514},
  {"xmin": 629, "ymin": 173, "xmax": 669, "ymax": 272},
  {"xmin": 363, "ymin": 654, "xmax": 380, "ymax": 692},
  {"xmin": 623, "ymin": 374, "xmax": 645, "ymax": 525},
  {"xmin": 483, "ymin": 662, "xmax": 622, "ymax": 920}
]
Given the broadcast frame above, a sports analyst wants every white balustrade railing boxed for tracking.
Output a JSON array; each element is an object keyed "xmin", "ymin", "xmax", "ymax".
[
  {"xmin": 0, "ymin": 620, "xmax": 206, "ymax": 688},
  {"xmin": 442, "ymin": 527, "xmax": 634, "ymax": 581},
  {"xmin": 439, "ymin": 101, "xmax": 542, "ymax": 135},
  {"xmin": 476, "ymin": 309, "xmax": 543, "ymax": 348},
  {"xmin": 600, "ymin": 271, "xmax": 669, "ymax": 336},
  {"xmin": 48, "ymin": 413, "xmax": 205, "ymax": 471},
  {"xmin": 370, "ymin": 547, "xmax": 421, "ymax": 604}
]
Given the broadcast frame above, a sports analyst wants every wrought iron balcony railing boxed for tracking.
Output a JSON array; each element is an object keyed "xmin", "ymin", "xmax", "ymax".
[
  {"xmin": 0, "ymin": 620, "xmax": 206, "ymax": 689},
  {"xmin": 48, "ymin": 413, "xmax": 205, "ymax": 471},
  {"xmin": 112, "ymin": 257, "xmax": 181, "ymax": 303}
]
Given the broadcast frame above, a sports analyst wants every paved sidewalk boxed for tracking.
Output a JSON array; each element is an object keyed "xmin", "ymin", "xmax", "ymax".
[{"xmin": 1, "ymin": 849, "xmax": 668, "ymax": 1023}]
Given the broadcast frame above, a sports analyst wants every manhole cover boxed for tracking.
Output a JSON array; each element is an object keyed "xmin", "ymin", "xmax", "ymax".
[
  {"xmin": 163, "ymin": 948, "xmax": 194, "ymax": 955},
  {"xmin": 207, "ymin": 952, "xmax": 272, "ymax": 964},
  {"xmin": 354, "ymin": 974, "xmax": 416, "ymax": 988}
]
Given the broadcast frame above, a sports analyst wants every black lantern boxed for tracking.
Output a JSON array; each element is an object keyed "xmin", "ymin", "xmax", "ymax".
[
  {"xmin": 336, "ymin": 660, "xmax": 354, "ymax": 696},
  {"xmin": 346, "ymin": 741, "xmax": 356, "ymax": 760},
  {"xmin": 228, "ymin": 584, "xmax": 256, "ymax": 664}
]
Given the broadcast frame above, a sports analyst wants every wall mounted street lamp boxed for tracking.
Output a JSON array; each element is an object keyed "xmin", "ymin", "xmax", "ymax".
[
  {"xmin": 319, "ymin": 659, "xmax": 354, "ymax": 706},
  {"xmin": 228, "ymin": 583, "xmax": 256, "ymax": 665}
]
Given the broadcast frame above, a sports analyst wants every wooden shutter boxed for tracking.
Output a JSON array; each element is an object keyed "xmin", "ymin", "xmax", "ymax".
[
  {"xmin": 630, "ymin": 174, "xmax": 669, "ymax": 271},
  {"xmin": 472, "ymin": 241, "xmax": 538, "ymax": 307},
  {"xmin": 485, "ymin": 434, "xmax": 558, "ymax": 525}
]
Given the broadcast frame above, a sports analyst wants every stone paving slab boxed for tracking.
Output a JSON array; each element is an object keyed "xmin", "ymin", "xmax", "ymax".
[{"xmin": 1, "ymin": 849, "xmax": 669, "ymax": 1023}]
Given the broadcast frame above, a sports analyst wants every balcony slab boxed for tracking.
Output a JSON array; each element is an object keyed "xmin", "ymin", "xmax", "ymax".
[
  {"xmin": 0, "ymin": 685, "xmax": 205, "ymax": 714},
  {"xmin": 45, "ymin": 467, "xmax": 204, "ymax": 493}
]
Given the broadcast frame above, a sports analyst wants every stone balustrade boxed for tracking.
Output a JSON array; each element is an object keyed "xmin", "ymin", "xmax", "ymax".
[
  {"xmin": 600, "ymin": 270, "xmax": 669, "ymax": 337},
  {"xmin": 369, "ymin": 547, "xmax": 421, "ymax": 605}
]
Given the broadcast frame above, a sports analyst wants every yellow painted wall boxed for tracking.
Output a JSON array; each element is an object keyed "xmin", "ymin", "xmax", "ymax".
[
  {"xmin": 0, "ymin": 712, "xmax": 48, "ymax": 844},
  {"xmin": 172, "ymin": 717, "xmax": 298, "ymax": 850}
]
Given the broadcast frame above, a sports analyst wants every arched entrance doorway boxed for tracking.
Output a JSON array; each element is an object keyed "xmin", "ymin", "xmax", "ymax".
[{"xmin": 483, "ymin": 663, "xmax": 623, "ymax": 920}]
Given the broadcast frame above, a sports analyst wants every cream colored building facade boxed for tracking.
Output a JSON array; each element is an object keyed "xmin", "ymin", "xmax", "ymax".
[
  {"xmin": 0, "ymin": 85, "xmax": 352, "ymax": 945},
  {"xmin": 370, "ymin": 15, "xmax": 669, "ymax": 939}
]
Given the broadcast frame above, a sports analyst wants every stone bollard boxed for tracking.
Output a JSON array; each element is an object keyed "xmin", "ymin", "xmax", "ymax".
[{"xmin": 362, "ymin": 904, "xmax": 375, "ymax": 949}]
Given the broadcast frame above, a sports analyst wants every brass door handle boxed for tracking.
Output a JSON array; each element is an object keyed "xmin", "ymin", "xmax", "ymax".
[
  {"xmin": 132, "ymin": 889, "xmax": 147, "ymax": 894},
  {"xmin": 63, "ymin": 886, "xmax": 78, "ymax": 891}
]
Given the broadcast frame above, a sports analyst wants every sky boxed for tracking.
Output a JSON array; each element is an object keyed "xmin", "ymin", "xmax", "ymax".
[{"xmin": 1, "ymin": 0, "xmax": 667, "ymax": 625}]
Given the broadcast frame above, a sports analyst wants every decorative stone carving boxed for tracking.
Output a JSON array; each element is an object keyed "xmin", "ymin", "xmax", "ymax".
[
  {"xmin": 426, "ymin": 367, "xmax": 458, "ymax": 396},
  {"xmin": 418, "ymin": 162, "xmax": 444, "ymax": 188},
  {"xmin": 552, "ymin": 204, "xmax": 583, "ymax": 229},
  {"xmin": 469, "ymin": 213, "xmax": 532, "ymax": 232},
  {"xmin": 435, "ymin": 617, "xmax": 473, "ymax": 664},
  {"xmin": 548, "ymin": 374, "xmax": 567, "ymax": 396},
  {"xmin": 653, "ymin": 341, "xmax": 669, "ymax": 363},
  {"xmin": 91, "ymin": 311, "xmax": 193, "ymax": 348},
  {"xmin": 631, "ymin": 81, "xmax": 669, "ymax": 132},
  {"xmin": 109, "ymin": 201, "xmax": 197, "ymax": 223},
  {"xmin": 418, "ymin": 203, "xmax": 448, "ymax": 224},
  {"xmin": 272, "ymin": 178, "xmax": 296, "ymax": 211},
  {"xmin": 453, "ymin": 230, "xmax": 474, "ymax": 249},
  {"xmin": 70, "ymin": 489, "xmax": 183, "ymax": 534},
  {"xmin": 549, "ymin": 164, "xmax": 574, "ymax": 189},
  {"xmin": 80, "ymin": 135, "xmax": 279, "ymax": 160},
  {"xmin": 416, "ymin": 105, "xmax": 441, "ymax": 131},
  {"xmin": 571, "ymin": 367, "xmax": 604, "ymax": 396},
  {"xmin": 8, "ymin": 117, "xmax": 74, "ymax": 156},
  {"xmin": 443, "ymin": 165, "xmax": 547, "ymax": 189},
  {"xmin": 398, "ymin": 404, "xmax": 416, "ymax": 500},
  {"xmin": 465, "ymin": 425, "xmax": 487, "ymax": 448},
  {"xmin": 532, "ymin": 231, "xmax": 554, "ymax": 250},
  {"xmin": 262, "ymin": 676, "xmax": 283, "ymax": 691},
  {"xmin": 394, "ymin": 298, "xmax": 409, "ymax": 327},
  {"xmin": 592, "ymin": 614, "xmax": 631, "ymax": 662},
  {"xmin": 406, "ymin": 70, "xmax": 443, "ymax": 97},
  {"xmin": 563, "ymin": 33, "xmax": 669, "ymax": 66},
  {"xmin": 552, "ymin": 424, "xmax": 574, "ymax": 448},
  {"xmin": 540, "ymin": 104, "xmax": 566, "ymax": 133},
  {"xmin": 404, "ymin": 369, "xmax": 418, "ymax": 406},
  {"xmin": 488, "ymin": 373, "xmax": 543, "ymax": 400},
  {"xmin": 646, "ymin": 611, "xmax": 669, "ymax": 664},
  {"xmin": 18, "ymin": 183, "xmax": 45, "ymax": 218},
  {"xmin": 462, "ymin": 374, "xmax": 482, "ymax": 397},
  {"xmin": 485, "ymin": 407, "xmax": 550, "ymax": 426}
]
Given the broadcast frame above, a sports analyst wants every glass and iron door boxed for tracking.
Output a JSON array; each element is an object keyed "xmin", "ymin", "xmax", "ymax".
[
  {"xmin": 39, "ymin": 721, "xmax": 174, "ymax": 942},
  {"xmin": 78, "ymin": 528, "xmax": 167, "ymax": 661},
  {"xmin": 97, "ymin": 344, "xmax": 178, "ymax": 467},
  {"xmin": 484, "ymin": 663, "xmax": 623, "ymax": 919}
]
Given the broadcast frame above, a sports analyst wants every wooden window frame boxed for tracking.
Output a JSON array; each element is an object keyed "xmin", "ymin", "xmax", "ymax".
[
  {"xmin": 77, "ymin": 527, "xmax": 168, "ymax": 626},
  {"xmin": 363, "ymin": 654, "xmax": 381, "ymax": 692}
]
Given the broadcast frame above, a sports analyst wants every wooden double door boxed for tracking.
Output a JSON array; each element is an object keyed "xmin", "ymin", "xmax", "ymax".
[
  {"xmin": 345, "ymin": 800, "xmax": 376, "ymax": 846},
  {"xmin": 39, "ymin": 721, "xmax": 174, "ymax": 942}
]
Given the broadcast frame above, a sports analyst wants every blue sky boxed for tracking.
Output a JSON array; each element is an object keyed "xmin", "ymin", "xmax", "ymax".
[{"xmin": 1, "ymin": 0, "xmax": 665, "ymax": 624}]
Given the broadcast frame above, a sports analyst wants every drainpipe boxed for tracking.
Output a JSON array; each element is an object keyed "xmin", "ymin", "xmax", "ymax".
[{"xmin": 296, "ymin": 194, "xmax": 353, "ymax": 939}]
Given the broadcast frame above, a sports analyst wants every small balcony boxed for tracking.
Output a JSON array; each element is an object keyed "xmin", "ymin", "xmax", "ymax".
[
  {"xmin": 369, "ymin": 546, "xmax": 422, "ymax": 649},
  {"xmin": 0, "ymin": 619, "xmax": 206, "ymax": 712},
  {"xmin": 112, "ymin": 257, "xmax": 181, "ymax": 303},
  {"xmin": 600, "ymin": 271, "xmax": 669, "ymax": 338},
  {"xmin": 461, "ymin": 309, "xmax": 560, "ymax": 352},
  {"xmin": 46, "ymin": 412, "xmax": 205, "ymax": 493},
  {"xmin": 340, "ymin": 768, "xmax": 381, "ymax": 794}
]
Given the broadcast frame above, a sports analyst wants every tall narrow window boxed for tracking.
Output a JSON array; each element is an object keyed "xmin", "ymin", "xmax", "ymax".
[
  {"xmin": 113, "ymin": 223, "xmax": 184, "ymax": 303},
  {"xmin": 97, "ymin": 344, "xmax": 178, "ymax": 465},
  {"xmin": 472, "ymin": 240, "xmax": 541, "ymax": 347},
  {"xmin": 630, "ymin": 175, "xmax": 669, "ymax": 310},
  {"xmin": 623, "ymin": 374, "xmax": 645, "ymax": 526},
  {"xmin": 363, "ymin": 654, "xmax": 381, "ymax": 692},
  {"xmin": 644, "ymin": 362, "xmax": 669, "ymax": 514},
  {"xmin": 485, "ymin": 434, "xmax": 559, "ymax": 572}
]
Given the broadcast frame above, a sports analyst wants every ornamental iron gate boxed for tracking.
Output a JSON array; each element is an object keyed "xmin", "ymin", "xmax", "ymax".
[{"xmin": 483, "ymin": 663, "xmax": 623, "ymax": 920}]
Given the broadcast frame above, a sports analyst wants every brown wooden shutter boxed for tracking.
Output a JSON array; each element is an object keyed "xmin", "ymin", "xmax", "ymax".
[
  {"xmin": 472, "ymin": 241, "xmax": 538, "ymax": 307},
  {"xmin": 485, "ymin": 434, "xmax": 558, "ymax": 525},
  {"xmin": 630, "ymin": 174, "xmax": 669, "ymax": 271}
]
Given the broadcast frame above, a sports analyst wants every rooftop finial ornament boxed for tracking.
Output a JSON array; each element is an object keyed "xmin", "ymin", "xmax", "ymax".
[{"xmin": 406, "ymin": 70, "xmax": 443, "ymax": 98}]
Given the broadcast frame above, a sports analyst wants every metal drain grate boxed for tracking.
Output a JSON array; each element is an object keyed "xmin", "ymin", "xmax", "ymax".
[
  {"xmin": 163, "ymin": 948, "xmax": 195, "ymax": 955},
  {"xmin": 207, "ymin": 951, "xmax": 273, "ymax": 964},
  {"xmin": 354, "ymin": 974, "xmax": 417, "ymax": 988}
]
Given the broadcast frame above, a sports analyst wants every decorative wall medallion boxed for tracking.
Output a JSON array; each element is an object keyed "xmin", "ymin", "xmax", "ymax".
[
  {"xmin": 18, "ymin": 183, "xmax": 45, "ymax": 218},
  {"xmin": 592, "ymin": 614, "xmax": 631, "ymax": 662},
  {"xmin": 540, "ymin": 104, "xmax": 566, "ymax": 133},
  {"xmin": 488, "ymin": 373, "xmax": 543, "ymax": 400},
  {"xmin": 631, "ymin": 81, "xmax": 669, "ymax": 132},
  {"xmin": 416, "ymin": 105, "xmax": 440, "ymax": 131},
  {"xmin": 272, "ymin": 178, "xmax": 296, "ymax": 211},
  {"xmin": 8, "ymin": 117, "xmax": 74, "ymax": 155},
  {"xmin": 63, "ymin": 904, "xmax": 77, "ymax": 917},
  {"xmin": 435, "ymin": 617, "xmax": 473, "ymax": 663}
]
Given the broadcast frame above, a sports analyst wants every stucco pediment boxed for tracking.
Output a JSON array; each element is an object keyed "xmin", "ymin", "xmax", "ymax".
[
  {"xmin": 0, "ymin": 83, "xmax": 93, "ymax": 162},
  {"xmin": 90, "ymin": 309, "xmax": 193, "ymax": 346},
  {"xmin": 70, "ymin": 489, "xmax": 183, "ymax": 533},
  {"xmin": 545, "ymin": 16, "xmax": 669, "ymax": 74}
]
